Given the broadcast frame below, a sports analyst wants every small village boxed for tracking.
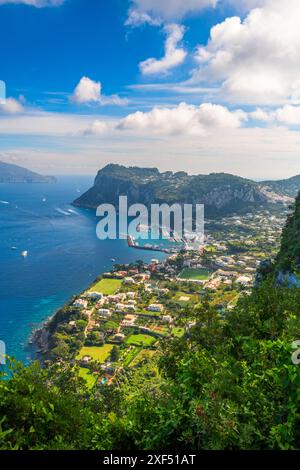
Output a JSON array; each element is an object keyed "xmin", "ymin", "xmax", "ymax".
[{"xmin": 47, "ymin": 208, "xmax": 288, "ymax": 389}]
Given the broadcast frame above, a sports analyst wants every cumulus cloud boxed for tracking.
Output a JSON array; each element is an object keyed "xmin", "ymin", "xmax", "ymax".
[
  {"xmin": 71, "ymin": 77, "xmax": 128, "ymax": 106},
  {"xmin": 0, "ymin": 0, "xmax": 64, "ymax": 6},
  {"xmin": 117, "ymin": 101, "xmax": 246, "ymax": 136},
  {"xmin": 72, "ymin": 77, "xmax": 101, "ymax": 104},
  {"xmin": 249, "ymin": 108, "xmax": 272, "ymax": 122},
  {"xmin": 84, "ymin": 120, "xmax": 109, "ymax": 136},
  {"xmin": 248, "ymin": 104, "xmax": 300, "ymax": 126},
  {"xmin": 127, "ymin": 0, "xmax": 217, "ymax": 25},
  {"xmin": 274, "ymin": 106, "xmax": 300, "ymax": 126},
  {"xmin": 140, "ymin": 24, "xmax": 187, "ymax": 75},
  {"xmin": 0, "ymin": 97, "xmax": 24, "ymax": 114},
  {"xmin": 191, "ymin": 0, "xmax": 300, "ymax": 104}
]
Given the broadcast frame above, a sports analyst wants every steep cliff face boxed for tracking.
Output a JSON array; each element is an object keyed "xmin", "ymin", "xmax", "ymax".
[
  {"xmin": 73, "ymin": 164, "xmax": 288, "ymax": 217},
  {"xmin": 254, "ymin": 192, "xmax": 300, "ymax": 287},
  {"xmin": 74, "ymin": 165, "xmax": 158, "ymax": 208}
]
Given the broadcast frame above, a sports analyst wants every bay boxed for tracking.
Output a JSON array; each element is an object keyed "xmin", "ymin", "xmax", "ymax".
[{"xmin": 0, "ymin": 176, "xmax": 166, "ymax": 363}]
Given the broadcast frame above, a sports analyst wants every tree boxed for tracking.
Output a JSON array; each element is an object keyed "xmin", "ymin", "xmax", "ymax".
[{"xmin": 110, "ymin": 346, "xmax": 120, "ymax": 363}]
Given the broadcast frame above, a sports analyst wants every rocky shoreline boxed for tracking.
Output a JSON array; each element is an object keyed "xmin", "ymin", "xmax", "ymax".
[{"xmin": 31, "ymin": 325, "xmax": 51, "ymax": 357}]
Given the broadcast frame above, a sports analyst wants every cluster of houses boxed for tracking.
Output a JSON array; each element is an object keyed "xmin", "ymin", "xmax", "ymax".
[{"xmin": 67, "ymin": 208, "xmax": 289, "ymax": 387}]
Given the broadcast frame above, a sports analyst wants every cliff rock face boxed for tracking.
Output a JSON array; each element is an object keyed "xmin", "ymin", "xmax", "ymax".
[
  {"xmin": 0, "ymin": 161, "xmax": 56, "ymax": 183},
  {"xmin": 73, "ymin": 164, "xmax": 291, "ymax": 217}
]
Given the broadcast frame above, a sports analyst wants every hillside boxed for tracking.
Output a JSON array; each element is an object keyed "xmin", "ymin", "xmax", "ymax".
[
  {"xmin": 73, "ymin": 164, "xmax": 291, "ymax": 217},
  {"xmin": 0, "ymin": 161, "xmax": 56, "ymax": 183},
  {"xmin": 0, "ymin": 191, "xmax": 299, "ymax": 450},
  {"xmin": 261, "ymin": 175, "xmax": 300, "ymax": 198}
]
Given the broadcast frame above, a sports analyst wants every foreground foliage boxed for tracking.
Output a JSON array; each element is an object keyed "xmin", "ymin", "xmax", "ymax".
[{"xmin": 0, "ymin": 278, "xmax": 299, "ymax": 450}]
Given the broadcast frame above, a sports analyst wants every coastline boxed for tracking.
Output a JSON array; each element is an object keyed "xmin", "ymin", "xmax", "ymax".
[
  {"xmin": 30, "ymin": 283, "xmax": 95, "ymax": 361},
  {"xmin": 29, "ymin": 242, "xmax": 169, "ymax": 362}
]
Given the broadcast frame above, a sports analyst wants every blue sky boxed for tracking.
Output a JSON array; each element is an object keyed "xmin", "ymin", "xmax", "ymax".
[
  {"xmin": 0, "ymin": 0, "xmax": 225, "ymax": 113},
  {"xmin": 1, "ymin": 0, "xmax": 300, "ymax": 178}
]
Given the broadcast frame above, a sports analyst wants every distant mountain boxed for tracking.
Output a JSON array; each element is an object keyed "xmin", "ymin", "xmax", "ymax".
[
  {"xmin": 0, "ymin": 161, "xmax": 56, "ymax": 184},
  {"xmin": 73, "ymin": 164, "xmax": 292, "ymax": 218},
  {"xmin": 260, "ymin": 175, "xmax": 300, "ymax": 198}
]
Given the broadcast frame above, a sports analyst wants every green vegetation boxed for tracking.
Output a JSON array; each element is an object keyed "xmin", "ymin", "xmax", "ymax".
[
  {"xmin": 172, "ymin": 327, "xmax": 185, "ymax": 337},
  {"xmin": 1, "ymin": 195, "xmax": 300, "ymax": 450},
  {"xmin": 89, "ymin": 278, "xmax": 122, "ymax": 295},
  {"xmin": 131, "ymin": 349, "xmax": 156, "ymax": 367},
  {"xmin": 76, "ymin": 345, "xmax": 113, "ymax": 363},
  {"xmin": 275, "ymin": 194, "xmax": 300, "ymax": 272},
  {"xmin": 125, "ymin": 334, "xmax": 156, "ymax": 347},
  {"xmin": 78, "ymin": 368, "xmax": 97, "ymax": 389},
  {"xmin": 136, "ymin": 309, "xmax": 160, "ymax": 317},
  {"xmin": 178, "ymin": 268, "xmax": 210, "ymax": 281},
  {"xmin": 123, "ymin": 347, "xmax": 140, "ymax": 367},
  {"xmin": 1, "ymin": 278, "xmax": 299, "ymax": 450},
  {"xmin": 110, "ymin": 346, "xmax": 120, "ymax": 363},
  {"xmin": 74, "ymin": 163, "xmax": 283, "ymax": 218}
]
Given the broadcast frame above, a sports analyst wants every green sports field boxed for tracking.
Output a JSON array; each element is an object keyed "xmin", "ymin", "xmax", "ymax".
[
  {"xmin": 76, "ymin": 344, "xmax": 113, "ymax": 363},
  {"xmin": 178, "ymin": 268, "xmax": 210, "ymax": 281},
  {"xmin": 89, "ymin": 278, "xmax": 122, "ymax": 295},
  {"xmin": 125, "ymin": 334, "xmax": 156, "ymax": 347}
]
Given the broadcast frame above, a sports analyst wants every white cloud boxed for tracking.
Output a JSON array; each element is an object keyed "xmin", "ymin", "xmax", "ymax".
[
  {"xmin": 2, "ymin": 107, "xmax": 300, "ymax": 179},
  {"xmin": 140, "ymin": 24, "xmax": 187, "ymax": 75},
  {"xmin": 71, "ymin": 77, "xmax": 128, "ymax": 106},
  {"xmin": 191, "ymin": 0, "xmax": 300, "ymax": 104},
  {"xmin": 0, "ymin": 97, "xmax": 24, "ymax": 114},
  {"xmin": 118, "ymin": 101, "xmax": 246, "ymax": 136},
  {"xmin": 273, "ymin": 105, "xmax": 300, "ymax": 126},
  {"xmin": 0, "ymin": 111, "xmax": 111, "ymax": 136},
  {"xmin": 100, "ymin": 94, "xmax": 129, "ymax": 106},
  {"xmin": 84, "ymin": 120, "xmax": 109, "ymax": 136},
  {"xmin": 3, "ymin": 125, "xmax": 300, "ymax": 179},
  {"xmin": 249, "ymin": 108, "xmax": 272, "ymax": 122},
  {"xmin": 72, "ymin": 77, "xmax": 101, "ymax": 104},
  {"xmin": 0, "ymin": 0, "xmax": 64, "ymax": 6},
  {"xmin": 127, "ymin": 0, "xmax": 217, "ymax": 25},
  {"xmin": 249, "ymin": 104, "xmax": 300, "ymax": 126},
  {"xmin": 125, "ymin": 10, "xmax": 161, "ymax": 27},
  {"xmin": 225, "ymin": 0, "xmax": 266, "ymax": 12}
]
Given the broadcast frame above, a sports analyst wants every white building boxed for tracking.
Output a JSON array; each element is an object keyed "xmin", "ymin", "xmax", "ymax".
[
  {"xmin": 126, "ymin": 292, "xmax": 136, "ymax": 299},
  {"xmin": 86, "ymin": 292, "xmax": 103, "ymax": 300},
  {"xmin": 148, "ymin": 304, "xmax": 164, "ymax": 313},
  {"xmin": 236, "ymin": 276, "xmax": 252, "ymax": 286},
  {"xmin": 73, "ymin": 299, "xmax": 88, "ymax": 309},
  {"xmin": 162, "ymin": 315, "xmax": 172, "ymax": 324},
  {"xmin": 98, "ymin": 308, "xmax": 112, "ymax": 318},
  {"xmin": 124, "ymin": 277, "xmax": 135, "ymax": 285}
]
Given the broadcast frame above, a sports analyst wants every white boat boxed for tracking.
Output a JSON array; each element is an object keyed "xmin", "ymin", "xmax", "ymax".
[{"xmin": 21, "ymin": 251, "xmax": 28, "ymax": 258}]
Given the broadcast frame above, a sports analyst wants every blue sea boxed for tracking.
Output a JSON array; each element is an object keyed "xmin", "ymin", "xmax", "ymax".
[{"xmin": 0, "ymin": 176, "xmax": 166, "ymax": 363}]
